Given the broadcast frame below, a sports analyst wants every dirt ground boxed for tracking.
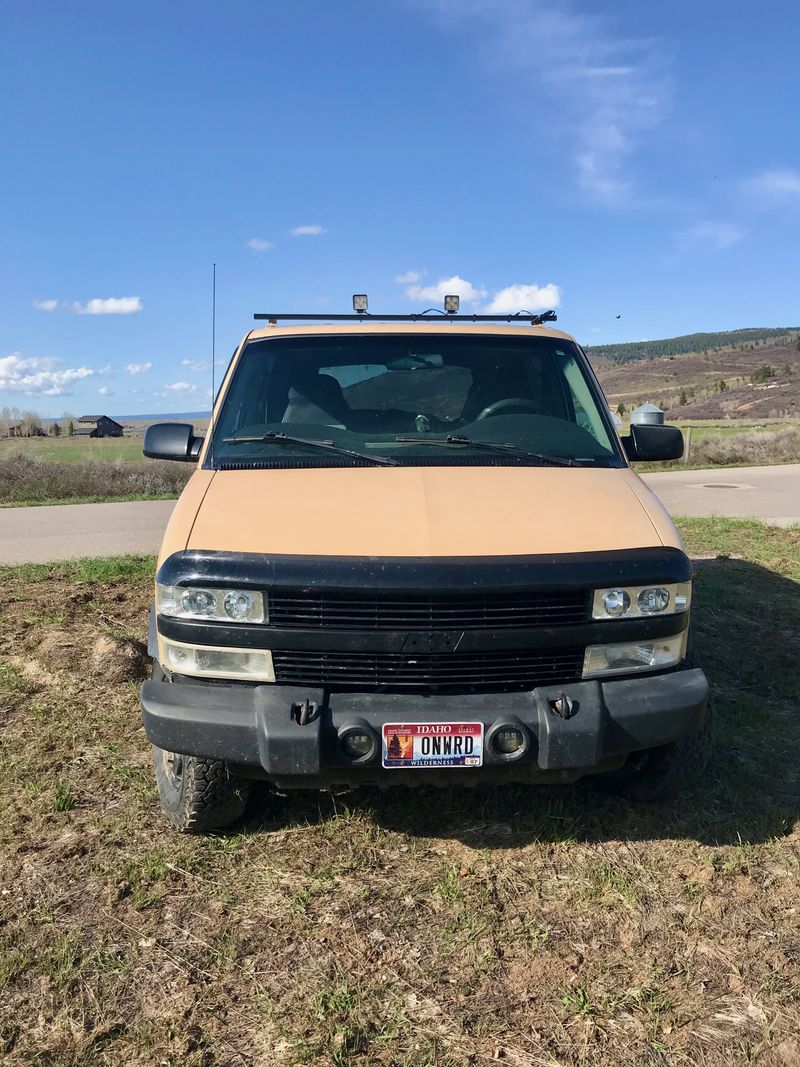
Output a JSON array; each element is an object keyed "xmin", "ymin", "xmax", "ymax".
[{"xmin": 1, "ymin": 521, "xmax": 799, "ymax": 1066}]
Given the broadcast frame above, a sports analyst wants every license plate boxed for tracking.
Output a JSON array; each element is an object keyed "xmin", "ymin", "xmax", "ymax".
[{"xmin": 382, "ymin": 722, "xmax": 484, "ymax": 769}]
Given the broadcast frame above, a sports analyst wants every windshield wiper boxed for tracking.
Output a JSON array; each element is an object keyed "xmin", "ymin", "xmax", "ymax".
[
  {"xmin": 223, "ymin": 431, "xmax": 398, "ymax": 466},
  {"xmin": 394, "ymin": 433, "xmax": 575, "ymax": 466}
]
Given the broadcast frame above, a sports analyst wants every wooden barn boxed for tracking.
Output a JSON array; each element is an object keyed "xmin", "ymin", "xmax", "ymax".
[{"xmin": 75, "ymin": 415, "xmax": 124, "ymax": 438}]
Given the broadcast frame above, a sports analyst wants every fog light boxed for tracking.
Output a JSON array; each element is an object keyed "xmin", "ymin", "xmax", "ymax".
[
  {"xmin": 160, "ymin": 636, "xmax": 275, "ymax": 682},
  {"xmin": 341, "ymin": 730, "xmax": 375, "ymax": 760},
  {"xmin": 493, "ymin": 726, "xmax": 525, "ymax": 754},
  {"xmin": 582, "ymin": 631, "xmax": 687, "ymax": 678}
]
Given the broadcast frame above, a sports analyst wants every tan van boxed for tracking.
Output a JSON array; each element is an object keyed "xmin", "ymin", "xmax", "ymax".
[{"xmin": 140, "ymin": 303, "xmax": 710, "ymax": 832}]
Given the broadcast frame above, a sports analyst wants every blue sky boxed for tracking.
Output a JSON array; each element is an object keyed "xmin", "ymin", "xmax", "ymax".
[{"xmin": 2, "ymin": 0, "xmax": 799, "ymax": 417}]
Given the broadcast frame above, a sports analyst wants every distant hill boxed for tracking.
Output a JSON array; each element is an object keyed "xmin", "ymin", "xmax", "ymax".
[
  {"xmin": 592, "ymin": 335, "xmax": 800, "ymax": 420},
  {"xmin": 587, "ymin": 326, "xmax": 800, "ymax": 364},
  {"xmin": 116, "ymin": 410, "xmax": 211, "ymax": 422}
]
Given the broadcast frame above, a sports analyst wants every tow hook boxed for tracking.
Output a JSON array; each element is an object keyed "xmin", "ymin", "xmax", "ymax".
[
  {"xmin": 551, "ymin": 692, "xmax": 575, "ymax": 719},
  {"xmin": 291, "ymin": 698, "xmax": 318, "ymax": 726}
]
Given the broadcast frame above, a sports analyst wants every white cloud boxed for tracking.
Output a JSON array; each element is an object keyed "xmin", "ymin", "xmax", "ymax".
[
  {"xmin": 126, "ymin": 362, "xmax": 151, "ymax": 375},
  {"xmin": 416, "ymin": 0, "xmax": 671, "ymax": 204},
  {"xmin": 742, "ymin": 167, "xmax": 800, "ymax": 205},
  {"xmin": 583, "ymin": 66, "xmax": 634, "ymax": 78},
  {"xmin": 0, "ymin": 353, "xmax": 95, "ymax": 397},
  {"xmin": 30, "ymin": 296, "xmax": 144, "ymax": 314},
  {"xmin": 98, "ymin": 385, "xmax": 114, "ymax": 397},
  {"xmin": 483, "ymin": 282, "xmax": 561, "ymax": 314},
  {"xmin": 246, "ymin": 238, "xmax": 275, "ymax": 252},
  {"xmin": 72, "ymin": 296, "xmax": 143, "ymax": 315},
  {"xmin": 676, "ymin": 221, "xmax": 746, "ymax": 251},
  {"xmin": 180, "ymin": 359, "xmax": 209, "ymax": 371},
  {"xmin": 154, "ymin": 383, "xmax": 211, "ymax": 401},
  {"xmin": 406, "ymin": 275, "xmax": 488, "ymax": 305},
  {"xmin": 403, "ymin": 274, "xmax": 561, "ymax": 313},
  {"xmin": 290, "ymin": 224, "xmax": 326, "ymax": 236},
  {"xmin": 396, "ymin": 270, "xmax": 423, "ymax": 284}
]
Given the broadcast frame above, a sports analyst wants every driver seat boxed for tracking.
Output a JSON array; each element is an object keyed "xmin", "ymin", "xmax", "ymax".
[{"xmin": 282, "ymin": 372, "xmax": 348, "ymax": 428}]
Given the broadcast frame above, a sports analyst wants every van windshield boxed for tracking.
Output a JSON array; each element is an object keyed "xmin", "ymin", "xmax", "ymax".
[{"xmin": 207, "ymin": 333, "xmax": 623, "ymax": 468}]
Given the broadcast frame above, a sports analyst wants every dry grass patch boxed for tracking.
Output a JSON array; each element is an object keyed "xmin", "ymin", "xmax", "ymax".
[
  {"xmin": 689, "ymin": 427, "xmax": 800, "ymax": 466},
  {"xmin": 1, "ymin": 523, "xmax": 799, "ymax": 1065},
  {"xmin": 0, "ymin": 452, "xmax": 191, "ymax": 506}
]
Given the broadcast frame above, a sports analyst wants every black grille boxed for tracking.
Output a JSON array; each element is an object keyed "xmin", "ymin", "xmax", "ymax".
[
  {"xmin": 271, "ymin": 648, "xmax": 584, "ymax": 692},
  {"xmin": 268, "ymin": 589, "xmax": 589, "ymax": 630}
]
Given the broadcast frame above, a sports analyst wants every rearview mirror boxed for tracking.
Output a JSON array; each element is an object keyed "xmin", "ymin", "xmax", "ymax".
[
  {"xmin": 143, "ymin": 422, "xmax": 202, "ymax": 462},
  {"xmin": 622, "ymin": 423, "xmax": 683, "ymax": 463},
  {"xmin": 385, "ymin": 354, "xmax": 444, "ymax": 370}
]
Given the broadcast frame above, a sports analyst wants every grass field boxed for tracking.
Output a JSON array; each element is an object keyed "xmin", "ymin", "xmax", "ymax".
[
  {"xmin": 1, "ymin": 519, "xmax": 799, "ymax": 1065},
  {"xmin": 0, "ymin": 436, "xmax": 147, "ymax": 464}
]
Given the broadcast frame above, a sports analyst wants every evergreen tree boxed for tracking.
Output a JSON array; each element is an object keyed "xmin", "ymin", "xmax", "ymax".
[{"xmin": 751, "ymin": 365, "xmax": 775, "ymax": 384}]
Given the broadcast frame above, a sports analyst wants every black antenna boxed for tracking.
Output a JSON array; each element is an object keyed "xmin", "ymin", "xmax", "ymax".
[{"xmin": 210, "ymin": 263, "xmax": 216, "ymax": 465}]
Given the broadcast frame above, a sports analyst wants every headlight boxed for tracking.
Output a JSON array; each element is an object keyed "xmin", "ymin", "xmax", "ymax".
[
  {"xmin": 160, "ymin": 636, "xmax": 275, "ymax": 682},
  {"xmin": 583, "ymin": 631, "xmax": 687, "ymax": 678},
  {"xmin": 592, "ymin": 582, "xmax": 691, "ymax": 620},
  {"xmin": 156, "ymin": 583, "xmax": 265, "ymax": 624}
]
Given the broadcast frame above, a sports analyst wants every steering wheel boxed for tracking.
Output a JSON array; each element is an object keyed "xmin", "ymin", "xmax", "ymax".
[{"xmin": 475, "ymin": 398, "xmax": 539, "ymax": 421}]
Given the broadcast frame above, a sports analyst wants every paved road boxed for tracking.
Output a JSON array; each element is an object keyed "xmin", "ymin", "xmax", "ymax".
[
  {"xmin": 1, "ymin": 464, "xmax": 798, "ymax": 564},
  {"xmin": 643, "ymin": 463, "xmax": 800, "ymax": 527},
  {"xmin": 0, "ymin": 499, "xmax": 177, "ymax": 565}
]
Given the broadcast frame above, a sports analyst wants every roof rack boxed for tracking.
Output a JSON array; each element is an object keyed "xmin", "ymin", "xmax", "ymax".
[{"xmin": 253, "ymin": 310, "xmax": 558, "ymax": 326}]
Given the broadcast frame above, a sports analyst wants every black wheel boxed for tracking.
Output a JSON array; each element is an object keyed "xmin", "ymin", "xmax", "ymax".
[
  {"xmin": 595, "ymin": 708, "xmax": 712, "ymax": 802},
  {"xmin": 149, "ymin": 661, "xmax": 250, "ymax": 833}
]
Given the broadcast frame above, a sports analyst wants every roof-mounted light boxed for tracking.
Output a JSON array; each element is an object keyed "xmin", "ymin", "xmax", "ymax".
[
  {"xmin": 352, "ymin": 294, "xmax": 368, "ymax": 314},
  {"xmin": 254, "ymin": 308, "xmax": 557, "ymax": 324},
  {"xmin": 444, "ymin": 294, "xmax": 460, "ymax": 314}
]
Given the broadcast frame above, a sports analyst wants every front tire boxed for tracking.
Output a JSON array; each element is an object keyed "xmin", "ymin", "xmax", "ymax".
[
  {"xmin": 151, "ymin": 745, "xmax": 251, "ymax": 833},
  {"xmin": 595, "ymin": 709, "xmax": 712, "ymax": 802},
  {"xmin": 149, "ymin": 661, "xmax": 250, "ymax": 833}
]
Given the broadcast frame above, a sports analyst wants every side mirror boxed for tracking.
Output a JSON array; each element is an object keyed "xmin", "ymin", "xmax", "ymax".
[
  {"xmin": 622, "ymin": 423, "xmax": 683, "ymax": 463},
  {"xmin": 143, "ymin": 422, "xmax": 202, "ymax": 462}
]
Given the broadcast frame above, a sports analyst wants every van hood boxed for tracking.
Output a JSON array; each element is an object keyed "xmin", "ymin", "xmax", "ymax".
[{"xmin": 182, "ymin": 466, "xmax": 677, "ymax": 557}]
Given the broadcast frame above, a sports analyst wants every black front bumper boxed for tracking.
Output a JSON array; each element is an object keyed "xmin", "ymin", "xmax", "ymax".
[{"xmin": 140, "ymin": 669, "xmax": 710, "ymax": 788}]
